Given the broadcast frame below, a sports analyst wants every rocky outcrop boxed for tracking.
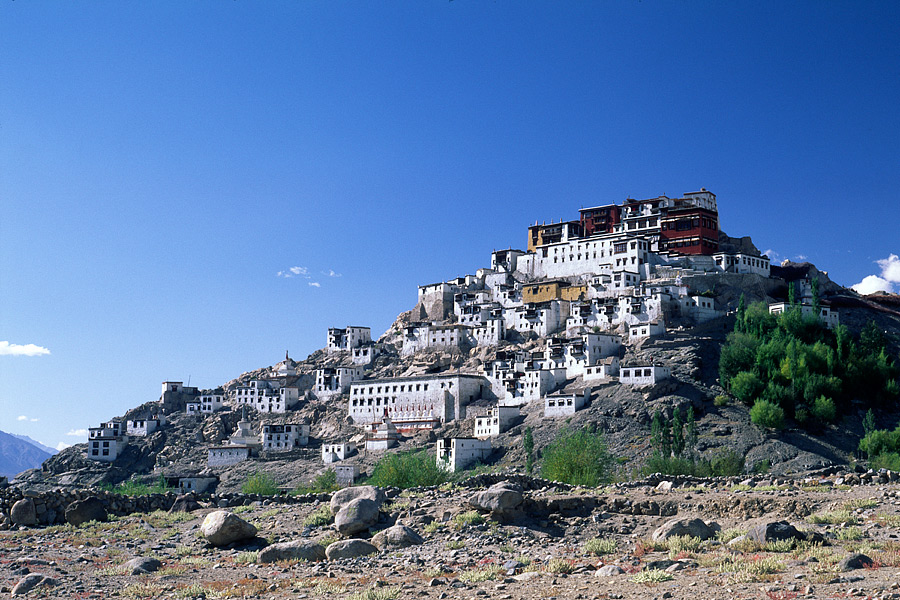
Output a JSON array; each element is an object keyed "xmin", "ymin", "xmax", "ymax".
[
  {"xmin": 371, "ymin": 524, "xmax": 425, "ymax": 549},
  {"xmin": 325, "ymin": 538, "xmax": 378, "ymax": 560},
  {"xmin": 334, "ymin": 498, "xmax": 380, "ymax": 536},
  {"xmin": 200, "ymin": 511, "xmax": 258, "ymax": 546},
  {"xmin": 65, "ymin": 497, "xmax": 107, "ymax": 526},
  {"xmin": 651, "ymin": 517, "xmax": 719, "ymax": 541},
  {"xmin": 258, "ymin": 540, "xmax": 326, "ymax": 563}
]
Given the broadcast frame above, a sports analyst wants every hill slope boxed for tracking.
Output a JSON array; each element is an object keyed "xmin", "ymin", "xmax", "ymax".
[{"xmin": 0, "ymin": 430, "xmax": 52, "ymax": 479}]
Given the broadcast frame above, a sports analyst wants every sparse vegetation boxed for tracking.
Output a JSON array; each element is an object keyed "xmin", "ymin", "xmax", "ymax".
[
  {"xmin": 540, "ymin": 424, "xmax": 615, "ymax": 486},
  {"xmin": 452, "ymin": 510, "xmax": 485, "ymax": 529},
  {"xmin": 459, "ymin": 564, "xmax": 505, "ymax": 581},
  {"xmin": 631, "ymin": 569, "xmax": 674, "ymax": 584},
  {"xmin": 302, "ymin": 503, "xmax": 334, "ymax": 527},
  {"xmin": 583, "ymin": 537, "xmax": 617, "ymax": 555},
  {"xmin": 366, "ymin": 450, "xmax": 450, "ymax": 488},
  {"xmin": 241, "ymin": 471, "xmax": 279, "ymax": 495},
  {"xmin": 292, "ymin": 469, "xmax": 340, "ymax": 495},
  {"xmin": 100, "ymin": 475, "xmax": 173, "ymax": 496}
]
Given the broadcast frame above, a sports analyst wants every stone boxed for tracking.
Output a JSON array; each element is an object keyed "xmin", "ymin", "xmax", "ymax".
[
  {"xmin": 325, "ymin": 538, "xmax": 378, "ymax": 560},
  {"xmin": 123, "ymin": 557, "xmax": 162, "ymax": 575},
  {"xmin": 169, "ymin": 494, "xmax": 203, "ymax": 513},
  {"xmin": 65, "ymin": 497, "xmax": 107, "ymax": 526},
  {"xmin": 334, "ymin": 498, "xmax": 380, "ymax": 536},
  {"xmin": 838, "ymin": 553, "xmax": 875, "ymax": 572},
  {"xmin": 655, "ymin": 481, "xmax": 673, "ymax": 491},
  {"xmin": 200, "ymin": 510, "xmax": 258, "ymax": 546},
  {"xmin": 746, "ymin": 521, "xmax": 805, "ymax": 545},
  {"xmin": 467, "ymin": 483, "xmax": 524, "ymax": 520},
  {"xmin": 330, "ymin": 486, "xmax": 386, "ymax": 514},
  {"xmin": 258, "ymin": 540, "xmax": 326, "ymax": 563},
  {"xmin": 11, "ymin": 574, "xmax": 58, "ymax": 597},
  {"xmin": 371, "ymin": 524, "xmax": 425, "ymax": 550},
  {"xmin": 10, "ymin": 499, "xmax": 37, "ymax": 526},
  {"xmin": 595, "ymin": 565, "xmax": 625, "ymax": 576},
  {"xmin": 651, "ymin": 517, "xmax": 719, "ymax": 541}
]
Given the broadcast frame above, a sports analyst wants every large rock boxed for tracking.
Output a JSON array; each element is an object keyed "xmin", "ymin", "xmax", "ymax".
[
  {"xmin": 258, "ymin": 540, "xmax": 326, "ymax": 564},
  {"xmin": 200, "ymin": 510, "xmax": 258, "ymax": 546},
  {"xmin": 371, "ymin": 524, "xmax": 425, "ymax": 550},
  {"xmin": 65, "ymin": 497, "xmax": 107, "ymax": 526},
  {"xmin": 330, "ymin": 486, "xmax": 386, "ymax": 513},
  {"xmin": 11, "ymin": 574, "xmax": 58, "ymax": 597},
  {"xmin": 334, "ymin": 498, "xmax": 380, "ymax": 536},
  {"xmin": 467, "ymin": 482, "xmax": 524, "ymax": 520},
  {"xmin": 10, "ymin": 499, "xmax": 37, "ymax": 526},
  {"xmin": 746, "ymin": 521, "xmax": 806, "ymax": 545},
  {"xmin": 325, "ymin": 538, "xmax": 378, "ymax": 560},
  {"xmin": 651, "ymin": 517, "xmax": 719, "ymax": 541},
  {"xmin": 838, "ymin": 553, "xmax": 875, "ymax": 571},
  {"xmin": 123, "ymin": 557, "xmax": 162, "ymax": 575},
  {"xmin": 169, "ymin": 494, "xmax": 203, "ymax": 513}
]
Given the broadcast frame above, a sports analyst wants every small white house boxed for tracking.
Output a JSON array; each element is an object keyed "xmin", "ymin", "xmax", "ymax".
[
  {"xmin": 584, "ymin": 356, "xmax": 619, "ymax": 381},
  {"xmin": 177, "ymin": 475, "xmax": 218, "ymax": 494},
  {"xmin": 436, "ymin": 437, "xmax": 492, "ymax": 472},
  {"xmin": 768, "ymin": 302, "xmax": 840, "ymax": 329},
  {"xmin": 629, "ymin": 320, "xmax": 666, "ymax": 341},
  {"xmin": 619, "ymin": 365, "xmax": 671, "ymax": 385},
  {"xmin": 544, "ymin": 388, "xmax": 590, "ymax": 418},
  {"xmin": 126, "ymin": 417, "xmax": 163, "ymax": 437},
  {"xmin": 207, "ymin": 446, "xmax": 251, "ymax": 467},
  {"xmin": 334, "ymin": 464, "xmax": 359, "ymax": 487},
  {"xmin": 322, "ymin": 442, "xmax": 356, "ymax": 464},
  {"xmin": 87, "ymin": 437, "xmax": 122, "ymax": 462},
  {"xmin": 261, "ymin": 423, "xmax": 309, "ymax": 451},
  {"xmin": 473, "ymin": 406, "xmax": 519, "ymax": 439},
  {"xmin": 315, "ymin": 366, "xmax": 365, "ymax": 398},
  {"xmin": 327, "ymin": 326, "xmax": 372, "ymax": 354},
  {"xmin": 199, "ymin": 393, "xmax": 225, "ymax": 413},
  {"xmin": 186, "ymin": 402, "xmax": 201, "ymax": 415}
]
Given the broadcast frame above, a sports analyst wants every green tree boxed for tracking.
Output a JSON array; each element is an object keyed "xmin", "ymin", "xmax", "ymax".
[
  {"xmin": 672, "ymin": 408, "xmax": 685, "ymax": 458},
  {"xmin": 685, "ymin": 407, "xmax": 697, "ymax": 458},
  {"xmin": 750, "ymin": 400, "xmax": 785, "ymax": 430},
  {"xmin": 811, "ymin": 395, "xmax": 837, "ymax": 424},
  {"xmin": 540, "ymin": 426, "xmax": 615, "ymax": 487},
  {"xmin": 860, "ymin": 320, "xmax": 887, "ymax": 355},
  {"xmin": 735, "ymin": 294, "xmax": 747, "ymax": 333},
  {"xmin": 730, "ymin": 371, "xmax": 764, "ymax": 405},
  {"xmin": 810, "ymin": 276, "xmax": 821, "ymax": 317},
  {"xmin": 863, "ymin": 409, "xmax": 877, "ymax": 438},
  {"xmin": 368, "ymin": 450, "xmax": 450, "ymax": 488},
  {"xmin": 788, "ymin": 281, "xmax": 798, "ymax": 307},
  {"xmin": 523, "ymin": 426, "xmax": 535, "ymax": 474}
]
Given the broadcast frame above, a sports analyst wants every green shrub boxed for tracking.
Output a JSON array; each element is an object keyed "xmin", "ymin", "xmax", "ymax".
[
  {"xmin": 100, "ymin": 476, "xmax": 172, "ymax": 496},
  {"xmin": 241, "ymin": 472, "xmax": 279, "ymax": 495},
  {"xmin": 811, "ymin": 395, "xmax": 837, "ymax": 423},
  {"xmin": 714, "ymin": 395, "xmax": 730, "ymax": 407},
  {"xmin": 302, "ymin": 504, "xmax": 333, "ymax": 528},
  {"xmin": 293, "ymin": 469, "xmax": 340, "ymax": 495},
  {"xmin": 750, "ymin": 400, "xmax": 784, "ymax": 430},
  {"xmin": 871, "ymin": 452, "xmax": 900, "ymax": 471},
  {"xmin": 367, "ymin": 450, "xmax": 449, "ymax": 489},
  {"xmin": 540, "ymin": 425, "xmax": 615, "ymax": 487},
  {"xmin": 730, "ymin": 371, "xmax": 764, "ymax": 405}
]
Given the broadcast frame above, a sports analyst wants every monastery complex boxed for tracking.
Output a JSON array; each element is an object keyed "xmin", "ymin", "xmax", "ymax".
[{"xmin": 82, "ymin": 189, "xmax": 840, "ymax": 481}]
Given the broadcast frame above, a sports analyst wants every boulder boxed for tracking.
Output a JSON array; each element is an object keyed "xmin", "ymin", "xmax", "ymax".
[
  {"xmin": 258, "ymin": 540, "xmax": 326, "ymax": 564},
  {"xmin": 11, "ymin": 574, "xmax": 58, "ymax": 597},
  {"xmin": 651, "ymin": 517, "xmax": 719, "ymax": 541},
  {"xmin": 10, "ymin": 499, "xmax": 37, "ymax": 526},
  {"xmin": 330, "ymin": 486, "xmax": 385, "ymax": 514},
  {"xmin": 595, "ymin": 565, "xmax": 625, "ymax": 577},
  {"xmin": 838, "ymin": 553, "xmax": 875, "ymax": 572},
  {"xmin": 200, "ymin": 510, "xmax": 258, "ymax": 546},
  {"xmin": 371, "ymin": 524, "xmax": 425, "ymax": 550},
  {"xmin": 467, "ymin": 482, "xmax": 524, "ymax": 520},
  {"xmin": 123, "ymin": 557, "xmax": 162, "ymax": 575},
  {"xmin": 65, "ymin": 497, "xmax": 107, "ymax": 526},
  {"xmin": 334, "ymin": 498, "xmax": 380, "ymax": 536},
  {"xmin": 746, "ymin": 521, "xmax": 805, "ymax": 545},
  {"xmin": 325, "ymin": 538, "xmax": 378, "ymax": 560},
  {"xmin": 169, "ymin": 494, "xmax": 203, "ymax": 513}
]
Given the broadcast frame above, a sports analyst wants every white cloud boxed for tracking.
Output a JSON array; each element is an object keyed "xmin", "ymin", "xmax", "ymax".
[
  {"xmin": 277, "ymin": 266, "xmax": 309, "ymax": 278},
  {"xmin": 56, "ymin": 442, "xmax": 72, "ymax": 451},
  {"xmin": 308, "ymin": 281, "xmax": 321, "ymax": 288},
  {"xmin": 877, "ymin": 254, "xmax": 900, "ymax": 283},
  {"xmin": 0, "ymin": 341, "xmax": 50, "ymax": 356},
  {"xmin": 66, "ymin": 428, "xmax": 89, "ymax": 437},
  {"xmin": 853, "ymin": 254, "xmax": 900, "ymax": 295},
  {"xmin": 324, "ymin": 269, "xmax": 342, "ymax": 278},
  {"xmin": 795, "ymin": 254, "xmax": 808, "ymax": 261},
  {"xmin": 853, "ymin": 275, "xmax": 893, "ymax": 295},
  {"xmin": 17, "ymin": 415, "xmax": 38, "ymax": 422}
]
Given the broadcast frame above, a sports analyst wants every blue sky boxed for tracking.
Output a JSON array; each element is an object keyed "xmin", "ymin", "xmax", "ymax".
[{"xmin": 2, "ymin": 1, "xmax": 898, "ymax": 451}]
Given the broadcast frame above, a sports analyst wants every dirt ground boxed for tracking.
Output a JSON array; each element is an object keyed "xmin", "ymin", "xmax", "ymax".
[{"xmin": 5, "ymin": 479, "xmax": 900, "ymax": 600}]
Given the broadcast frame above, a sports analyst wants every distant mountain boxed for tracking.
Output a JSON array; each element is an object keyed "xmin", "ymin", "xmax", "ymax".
[
  {"xmin": 11, "ymin": 433, "xmax": 58, "ymax": 456},
  {"xmin": 0, "ymin": 430, "xmax": 52, "ymax": 479}
]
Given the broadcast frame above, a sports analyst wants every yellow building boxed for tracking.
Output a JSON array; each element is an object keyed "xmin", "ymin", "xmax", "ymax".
[{"xmin": 522, "ymin": 281, "xmax": 587, "ymax": 303}]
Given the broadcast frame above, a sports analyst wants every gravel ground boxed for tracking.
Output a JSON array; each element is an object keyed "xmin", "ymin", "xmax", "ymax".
[{"xmin": 6, "ymin": 479, "xmax": 900, "ymax": 599}]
